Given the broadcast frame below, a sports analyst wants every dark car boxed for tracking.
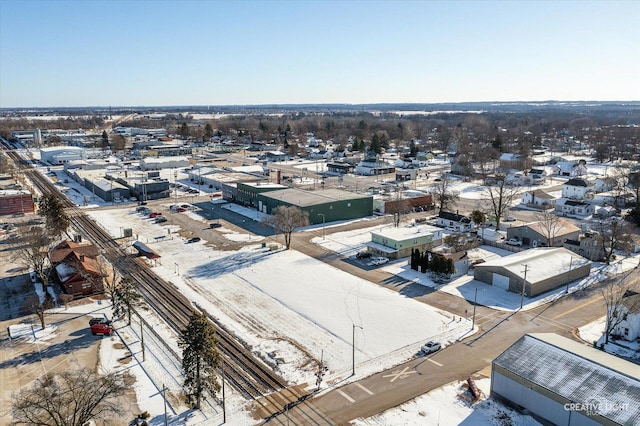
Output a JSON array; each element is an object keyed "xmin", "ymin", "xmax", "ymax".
[
  {"xmin": 356, "ymin": 251, "xmax": 372, "ymax": 259},
  {"xmin": 209, "ymin": 222, "xmax": 222, "ymax": 228},
  {"xmin": 186, "ymin": 236, "xmax": 201, "ymax": 243}
]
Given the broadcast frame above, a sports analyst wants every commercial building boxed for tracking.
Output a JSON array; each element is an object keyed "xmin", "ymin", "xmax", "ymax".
[
  {"xmin": 366, "ymin": 224, "xmax": 443, "ymax": 260},
  {"xmin": 258, "ymin": 188, "xmax": 373, "ymax": 225},
  {"xmin": 473, "ymin": 247, "xmax": 591, "ymax": 297},
  {"xmin": 0, "ymin": 190, "xmax": 35, "ymax": 215},
  {"xmin": 492, "ymin": 333, "xmax": 640, "ymax": 426}
]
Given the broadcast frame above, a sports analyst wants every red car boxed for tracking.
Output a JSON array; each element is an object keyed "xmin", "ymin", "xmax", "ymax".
[
  {"xmin": 149, "ymin": 212, "xmax": 162, "ymax": 218},
  {"xmin": 176, "ymin": 208, "xmax": 187, "ymax": 213},
  {"xmin": 91, "ymin": 322, "xmax": 114, "ymax": 336}
]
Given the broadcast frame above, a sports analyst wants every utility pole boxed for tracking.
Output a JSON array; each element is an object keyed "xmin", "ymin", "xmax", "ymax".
[
  {"xmin": 221, "ymin": 359, "xmax": 226, "ymax": 423},
  {"xmin": 520, "ymin": 264, "xmax": 529, "ymax": 310},
  {"xmin": 472, "ymin": 287, "xmax": 478, "ymax": 330},
  {"xmin": 162, "ymin": 383, "xmax": 168, "ymax": 426},
  {"xmin": 565, "ymin": 257, "xmax": 573, "ymax": 294},
  {"xmin": 140, "ymin": 316, "xmax": 145, "ymax": 362}
]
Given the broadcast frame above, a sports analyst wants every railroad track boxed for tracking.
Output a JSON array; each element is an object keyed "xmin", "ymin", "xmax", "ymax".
[{"xmin": 1, "ymin": 140, "xmax": 336, "ymax": 424}]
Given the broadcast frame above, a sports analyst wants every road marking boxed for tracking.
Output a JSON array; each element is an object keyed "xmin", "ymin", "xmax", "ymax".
[
  {"xmin": 355, "ymin": 382, "xmax": 374, "ymax": 395},
  {"xmin": 551, "ymin": 296, "xmax": 602, "ymax": 320},
  {"xmin": 382, "ymin": 366, "xmax": 418, "ymax": 382},
  {"xmin": 427, "ymin": 358, "xmax": 443, "ymax": 367},
  {"xmin": 337, "ymin": 389, "xmax": 355, "ymax": 403}
]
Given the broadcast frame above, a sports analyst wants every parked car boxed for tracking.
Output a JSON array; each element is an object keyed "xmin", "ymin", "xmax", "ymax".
[
  {"xmin": 419, "ymin": 341, "xmax": 441, "ymax": 355},
  {"xmin": 186, "ymin": 236, "xmax": 201, "ymax": 243},
  {"xmin": 506, "ymin": 238, "xmax": 523, "ymax": 246},
  {"xmin": 368, "ymin": 256, "xmax": 389, "ymax": 266},
  {"xmin": 503, "ymin": 216, "xmax": 517, "ymax": 222},
  {"xmin": 149, "ymin": 212, "xmax": 162, "ymax": 218},
  {"xmin": 155, "ymin": 216, "xmax": 168, "ymax": 223},
  {"xmin": 356, "ymin": 251, "xmax": 372, "ymax": 260},
  {"xmin": 12, "ymin": 212, "xmax": 25, "ymax": 217},
  {"xmin": 91, "ymin": 322, "xmax": 114, "ymax": 336},
  {"xmin": 176, "ymin": 207, "xmax": 187, "ymax": 212},
  {"xmin": 209, "ymin": 222, "xmax": 222, "ymax": 228},
  {"xmin": 89, "ymin": 317, "xmax": 112, "ymax": 326}
]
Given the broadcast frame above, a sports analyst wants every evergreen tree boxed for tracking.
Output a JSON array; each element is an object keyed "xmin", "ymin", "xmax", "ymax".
[
  {"xmin": 101, "ymin": 130, "xmax": 109, "ymax": 149},
  {"xmin": 203, "ymin": 123, "xmax": 214, "ymax": 141},
  {"xmin": 111, "ymin": 277, "xmax": 143, "ymax": 325},
  {"xmin": 179, "ymin": 311, "xmax": 221, "ymax": 409},
  {"xmin": 446, "ymin": 258, "xmax": 456, "ymax": 276},
  {"xmin": 178, "ymin": 123, "xmax": 190, "ymax": 139},
  {"xmin": 420, "ymin": 252, "xmax": 428, "ymax": 273},
  {"xmin": 38, "ymin": 193, "xmax": 70, "ymax": 238},
  {"xmin": 369, "ymin": 134, "xmax": 382, "ymax": 155}
]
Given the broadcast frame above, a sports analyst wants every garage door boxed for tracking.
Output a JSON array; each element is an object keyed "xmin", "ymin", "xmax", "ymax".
[{"xmin": 492, "ymin": 273, "xmax": 510, "ymax": 290}]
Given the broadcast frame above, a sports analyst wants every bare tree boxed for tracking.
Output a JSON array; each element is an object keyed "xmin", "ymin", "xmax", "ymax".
[
  {"xmin": 12, "ymin": 226, "xmax": 55, "ymax": 290},
  {"xmin": 11, "ymin": 368, "xmax": 126, "ymax": 426},
  {"xmin": 594, "ymin": 219, "xmax": 635, "ymax": 264},
  {"xmin": 386, "ymin": 186, "xmax": 413, "ymax": 227},
  {"xmin": 431, "ymin": 175, "xmax": 460, "ymax": 214},
  {"xmin": 483, "ymin": 173, "xmax": 520, "ymax": 231},
  {"xmin": 534, "ymin": 209, "xmax": 565, "ymax": 246},
  {"xmin": 262, "ymin": 205, "xmax": 309, "ymax": 249},
  {"xmin": 601, "ymin": 271, "xmax": 640, "ymax": 344},
  {"xmin": 24, "ymin": 293, "xmax": 55, "ymax": 330}
]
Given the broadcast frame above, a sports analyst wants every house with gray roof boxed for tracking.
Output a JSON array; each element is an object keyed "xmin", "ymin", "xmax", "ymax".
[{"xmin": 492, "ymin": 333, "xmax": 640, "ymax": 426}]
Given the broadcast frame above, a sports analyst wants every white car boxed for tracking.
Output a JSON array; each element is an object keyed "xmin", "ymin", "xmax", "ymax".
[
  {"xmin": 505, "ymin": 238, "xmax": 523, "ymax": 246},
  {"xmin": 419, "ymin": 341, "xmax": 441, "ymax": 355},
  {"xmin": 368, "ymin": 257, "xmax": 389, "ymax": 266}
]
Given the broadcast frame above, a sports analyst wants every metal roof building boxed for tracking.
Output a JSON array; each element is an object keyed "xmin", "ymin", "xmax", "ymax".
[
  {"xmin": 473, "ymin": 247, "xmax": 591, "ymax": 297},
  {"xmin": 492, "ymin": 333, "xmax": 640, "ymax": 426}
]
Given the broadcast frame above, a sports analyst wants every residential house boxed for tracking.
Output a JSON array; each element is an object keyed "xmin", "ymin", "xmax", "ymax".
[
  {"xmin": 506, "ymin": 218, "xmax": 580, "ymax": 247},
  {"xmin": 592, "ymin": 176, "xmax": 618, "ymax": 193},
  {"xmin": 562, "ymin": 231, "xmax": 606, "ymax": 261},
  {"xmin": 436, "ymin": 211, "xmax": 473, "ymax": 232},
  {"xmin": 554, "ymin": 199, "xmax": 595, "ymax": 218},
  {"xmin": 366, "ymin": 224, "xmax": 443, "ymax": 260},
  {"xmin": 520, "ymin": 189, "xmax": 556, "ymax": 210},
  {"xmin": 50, "ymin": 240, "xmax": 103, "ymax": 298},
  {"xmin": 553, "ymin": 159, "xmax": 588, "ymax": 177},
  {"xmin": 498, "ymin": 153, "xmax": 526, "ymax": 171},
  {"xmin": 430, "ymin": 247, "xmax": 471, "ymax": 278},
  {"xmin": 609, "ymin": 290, "xmax": 640, "ymax": 342},
  {"xmin": 561, "ymin": 178, "xmax": 593, "ymax": 200}
]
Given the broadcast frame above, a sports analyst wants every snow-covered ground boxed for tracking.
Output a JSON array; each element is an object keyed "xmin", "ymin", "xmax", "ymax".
[
  {"xmin": 351, "ymin": 378, "xmax": 541, "ymax": 426},
  {"xmin": 88, "ymin": 208, "xmax": 472, "ymax": 389},
  {"xmin": 577, "ymin": 316, "xmax": 640, "ymax": 360}
]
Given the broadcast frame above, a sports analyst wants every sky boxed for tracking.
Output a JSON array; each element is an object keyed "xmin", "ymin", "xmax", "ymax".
[{"xmin": 1, "ymin": 0, "xmax": 639, "ymax": 108}]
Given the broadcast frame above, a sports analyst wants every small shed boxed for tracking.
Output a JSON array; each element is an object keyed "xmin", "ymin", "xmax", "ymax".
[{"xmin": 132, "ymin": 241, "xmax": 161, "ymax": 259}]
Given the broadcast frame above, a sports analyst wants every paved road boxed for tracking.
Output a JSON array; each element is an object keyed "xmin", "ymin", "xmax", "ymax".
[
  {"xmin": 133, "ymin": 195, "xmax": 613, "ymax": 425},
  {"xmin": 270, "ymin": 219, "xmax": 612, "ymax": 425}
]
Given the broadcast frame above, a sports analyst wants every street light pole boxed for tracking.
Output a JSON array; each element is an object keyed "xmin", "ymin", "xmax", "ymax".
[
  {"xmin": 317, "ymin": 213, "xmax": 325, "ymax": 239},
  {"xmin": 352, "ymin": 324, "xmax": 363, "ymax": 376},
  {"xmin": 174, "ymin": 262, "xmax": 179, "ymax": 275}
]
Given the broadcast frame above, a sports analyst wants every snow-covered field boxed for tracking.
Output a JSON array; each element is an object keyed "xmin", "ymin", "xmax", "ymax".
[{"xmin": 88, "ymin": 209, "xmax": 472, "ymax": 388}]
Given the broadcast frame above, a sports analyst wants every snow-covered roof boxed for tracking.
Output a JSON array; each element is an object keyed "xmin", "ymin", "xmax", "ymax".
[
  {"xmin": 475, "ymin": 247, "xmax": 590, "ymax": 284},
  {"xmin": 55, "ymin": 262, "xmax": 76, "ymax": 283},
  {"xmin": 371, "ymin": 224, "xmax": 442, "ymax": 241},
  {"xmin": 494, "ymin": 333, "xmax": 640, "ymax": 425}
]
